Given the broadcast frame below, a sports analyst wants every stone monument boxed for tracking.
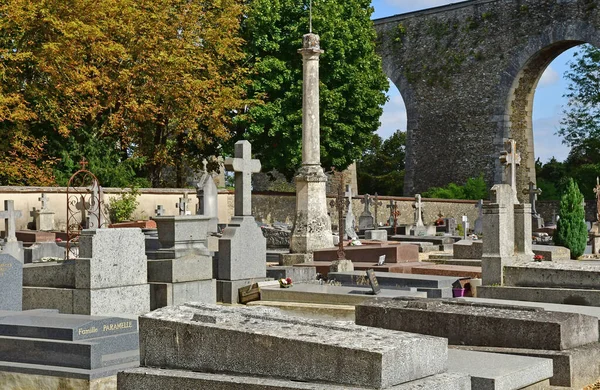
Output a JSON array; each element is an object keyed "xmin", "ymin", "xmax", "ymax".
[
  {"xmin": 358, "ymin": 193, "xmax": 375, "ymax": 230},
  {"xmin": 0, "ymin": 200, "xmax": 24, "ymax": 263},
  {"xmin": 32, "ymin": 193, "xmax": 55, "ymax": 231},
  {"xmin": 0, "ymin": 254, "xmax": 22, "ymax": 310},
  {"xmin": 218, "ymin": 140, "xmax": 268, "ymax": 303},
  {"xmin": 523, "ymin": 181, "xmax": 543, "ymax": 229},
  {"xmin": 195, "ymin": 159, "xmax": 219, "ymax": 233},
  {"xmin": 344, "ymin": 185, "xmax": 358, "ymax": 239},
  {"xmin": 287, "ymin": 31, "xmax": 333, "ymax": 264},
  {"xmin": 474, "ymin": 199, "xmax": 483, "ymax": 235}
]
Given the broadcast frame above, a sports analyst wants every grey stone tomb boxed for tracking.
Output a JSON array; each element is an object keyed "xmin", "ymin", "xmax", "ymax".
[
  {"xmin": 32, "ymin": 193, "xmax": 55, "ymax": 231},
  {"xmin": 0, "ymin": 254, "xmax": 22, "ymax": 311},
  {"xmin": 176, "ymin": 194, "xmax": 190, "ymax": 216},
  {"xmin": 359, "ymin": 193, "xmax": 375, "ymax": 230},
  {"xmin": 218, "ymin": 140, "xmax": 267, "ymax": 303}
]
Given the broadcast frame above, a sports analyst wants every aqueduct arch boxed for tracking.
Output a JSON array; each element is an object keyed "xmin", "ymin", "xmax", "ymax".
[{"xmin": 374, "ymin": 0, "xmax": 600, "ymax": 199}]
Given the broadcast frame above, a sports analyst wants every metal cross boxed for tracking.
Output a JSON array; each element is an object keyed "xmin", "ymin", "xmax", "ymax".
[
  {"xmin": 79, "ymin": 157, "xmax": 88, "ymax": 171},
  {"xmin": 38, "ymin": 193, "xmax": 48, "ymax": 211},
  {"xmin": 499, "ymin": 139, "xmax": 521, "ymax": 203},
  {"xmin": 373, "ymin": 192, "xmax": 383, "ymax": 226},
  {"xmin": 329, "ymin": 171, "xmax": 346, "ymax": 260},
  {"xmin": 0, "ymin": 200, "xmax": 22, "ymax": 242},
  {"xmin": 224, "ymin": 140, "xmax": 261, "ymax": 216},
  {"xmin": 155, "ymin": 205, "xmax": 165, "ymax": 217},
  {"xmin": 594, "ymin": 177, "xmax": 600, "ymax": 222},
  {"xmin": 522, "ymin": 181, "xmax": 542, "ymax": 216}
]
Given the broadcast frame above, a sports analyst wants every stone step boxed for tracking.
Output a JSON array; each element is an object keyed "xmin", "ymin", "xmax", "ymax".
[
  {"xmin": 410, "ymin": 264, "xmax": 482, "ymax": 278},
  {"xmin": 0, "ymin": 359, "xmax": 139, "ymax": 382},
  {"xmin": 260, "ymin": 283, "xmax": 427, "ymax": 305},
  {"xmin": 118, "ymin": 368, "xmax": 472, "ymax": 390},
  {"xmin": 447, "ymin": 349, "xmax": 553, "ymax": 390},
  {"xmin": 428, "ymin": 253, "xmax": 455, "ymax": 260},
  {"xmin": 293, "ymin": 261, "xmax": 433, "ymax": 277},
  {"xmin": 532, "ymin": 245, "xmax": 570, "ymax": 262},
  {"xmin": 355, "ymin": 298, "xmax": 598, "ymax": 351},
  {"xmin": 451, "ymin": 343, "xmax": 600, "ymax": 389},
  {"xmin": 504, "ymin": 262, "xmax": 600, "ymax": 289},
  {"xmin": 430, "ymin": 259, "xmax": 482, "ymax": 267},
  {"xmin": 477, "ymin": 285, "xmax": 600, "ymax": 307},
  {"xmin": 327, "ymin": 271, "xmax": 460, "ymax": 289},
  {"xmin": 137, "ymin": 303, "xmax": 448, "ymax": 388}
]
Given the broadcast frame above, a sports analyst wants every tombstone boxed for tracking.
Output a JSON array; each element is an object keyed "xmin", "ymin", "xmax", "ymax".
[
  {"xmin": 446, "ymin": 217, "xmax": 458, "ymax": 236},
  {"xmin": 474, "ymin": 199, "xmax": 484, "ymax": 235},
  {"xmin": 218, "ymin": 140, "xmax": 268, "ymax": 303},
  {"xmin": 87, "ymin": 181, "xmax": 103, "ymax": 229},
  {"xmin": 413, "ymin": 194, "xmax": 425, "ymax": 227},
  {"xmin": 372, "ymin": 192, "xmax": 383, "ymax": 226},
  {"xmin": 344, "ymin": 185, "xmax": 358, "ymax": 239},
  {"xmin": 155, "ymin": 205, "xmax": 165, "ymax": 216},
  {"xmin": 195, "ymin": 159, "xmax": 219, "ymax": 232},
  {"xmin": 0, "ymin": 254, "xmax": 22, "ymax": 310},
  {"xmin": 366, "ymin": 269, "xmax": 381, "ymax": 295},
  {"xmin": 461, "ymin": 215, "xmax": 469, "ymax": 239},
  {"xmin": 176, "ymin": 194, "xmax": 190, "ymax": 216},
  {"xmin": 0, "ymin": 200, "xmax": 24, "ymax": 263},
  {"xmin": 358, "ymin": 194, "xmax": 375, "ymax": 230},
  {"xmin": 499, "ymin": 138, "xmax": 521, "ymax": 203},
  {"xmin": 32, "ymin": 193, "xmax": 55, "ymax": 231},
  {"xmin": 523, "ymin": 181, "xmax": 544, "ymax": 229}
]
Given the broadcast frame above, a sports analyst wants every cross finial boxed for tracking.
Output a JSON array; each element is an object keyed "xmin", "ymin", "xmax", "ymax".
[
  {"xmin": 202, "ymin": 159, "xmax": 208, "ymax": 172},
  {"xmin": 0, "ymin": 200, "xmax": 22, "ymax": 242},
  {"xmin": 499, "ymin": 139, "xmax": 521, "ymax": 203},
  {"xmin": 79, "ymin": 157, "xmax": 88, "ymax": 171},
  {"xmin": 224, "ymin": 140, "xmax": 261, "ymax": 216}
]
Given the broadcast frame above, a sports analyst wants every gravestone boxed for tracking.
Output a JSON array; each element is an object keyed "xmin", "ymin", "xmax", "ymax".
[
  {"xmin": 358, "ymin": 194, "xmax": 375, "ymax": 230},
  {"xmin": 0, "ymin": 200, "xmax": 24, "ymax": 263},
  {"xmin": 446, "ymin": 217, "xmax": 457, "ymax": 236},
  {"xmin": 0, "ymin": 254, "xmax": 22, "ymax": 311},
  {"xmin": 344, "ymin": 185, "xmax": 358, "ymax": 239},
  {"xmin": 414, "ymin": 194, "xmax": 425, "ymax": 227},
  {"xmin": 32, "ymin": 193, "xmax": 55, "ymax": 231},
  {"xmin": 499, "ymin": 138, "xmax": 521, "ymax": 204},
  {"xmin": 176, "ymin": 194, "xmax": 190, "ymax": 216},
  {"xmin": 218, "ymin": 140, "xmax": 268, "ymax": 303},
  {"xmin": 523, "ymin": 181, "xmax": 544, "ymax": 229},
  {"xmin": 155, "ymin": 205, "xmax": 164, "ymax": 217},
  {"xmin": 366, "ymin": 269, "xmax": 381, "ymax": 295},
  {"xmin": 461, "ymin": 215, "xmax": 469, "ymax": 239},
  {"xmin": 195, "ymin": 159, "xmax": 219, "ymax": 233},
  {"xmin": 474, "ymin": 199, "xmax": 483, "ymax": 235}
]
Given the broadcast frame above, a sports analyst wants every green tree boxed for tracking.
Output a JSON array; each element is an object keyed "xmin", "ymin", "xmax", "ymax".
[
  {"xmin": 357, "ymin": 130, "xmax": 405, "ymax": 196},
  {"xmin": 236, "ymin": 0, "xmax": 389, "ymax": 178},
  {"xmin": 554, "ymin": 178, "xmax": 588, "ymax": 259},
  {"xmin": 422, "ymin": 174, "xmax": 488, "ymax": 200}
]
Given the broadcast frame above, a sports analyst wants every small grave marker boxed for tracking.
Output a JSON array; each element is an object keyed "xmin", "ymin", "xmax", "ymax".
[
  {"xmin": 366, "ymin": 269, "xmax": 381, "ymax": 295},
  {"xmin": 377, "ymin": 255, "xmax": 386, "ymax": 266}
]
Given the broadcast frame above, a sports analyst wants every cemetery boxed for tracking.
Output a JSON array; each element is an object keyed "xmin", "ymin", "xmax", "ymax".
[{"xmin": 2, "ymin": 0, "xmax": 600, "ymax": 390}]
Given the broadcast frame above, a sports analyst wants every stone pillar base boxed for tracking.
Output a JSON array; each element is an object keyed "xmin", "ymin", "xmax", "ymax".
[{"xmin": 481, "ymin": 255, "xmax": 515, "ymax": 285}]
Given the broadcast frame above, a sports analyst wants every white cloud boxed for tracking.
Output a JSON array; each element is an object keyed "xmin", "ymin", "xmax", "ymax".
[
  {"xmin": 533, "ymin": 113, "xmax": 570, "ymax": 162},
  {"xmin": 377, "ymin": 90, "xmax": 407, "ymax": 139},
  {"xmin": 537, "ymin": 66, "xmax": 560, "ymax": 88}
]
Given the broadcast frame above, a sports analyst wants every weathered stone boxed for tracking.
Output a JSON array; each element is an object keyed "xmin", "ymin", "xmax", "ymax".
[
  {"xmin": 503, "ymin": 262, "xmax": 600, "ymax": 289},
  {"xmin": 365, "ymin": 229, "xmax": 387, "ymax": 241},
  {"xmin": 147, "ymin": 256, "xmax": 212, "ymax": 283},
  {"xmin": 150, "ymin": 280, "xmax": 216, "ymax": 310},
  {"xmin": 218, "ymin": 216, "xmax": 266, "ymax": 281},
  {"xmin": 148, "ymin": 215, "xmax": 212, "ymax": 259},
  {"xmin": 453, "ymin": 240, "xmax": 482, "ymax": 259},
  {"xmin": 478, "ymin": 285, "xmax": 600, "ymax": 307},
  {"xmin": 329, "ymin": 259, "xmax": 354, "ymax": 272},
  {"xmin": 261, "ymin": 226, "xmax": 291, "ymax": 248},
  {"xmin": 0, "ymin": 255, "xmax": 22, "ymax": 311}
]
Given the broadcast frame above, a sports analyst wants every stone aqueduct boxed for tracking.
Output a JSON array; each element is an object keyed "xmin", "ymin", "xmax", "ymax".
[{"xmin": 374, "ymin": 0, "xmax": 600, "ymax": 199}]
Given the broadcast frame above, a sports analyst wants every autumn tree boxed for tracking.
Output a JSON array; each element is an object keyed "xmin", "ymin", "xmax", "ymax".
[
  {"xmin": 235, "ymin": 0, "xmax": 389, "ymax": 178},
  {"xmin": 0, "ymin": 0, "xmax": 249, "ymax": 187}
]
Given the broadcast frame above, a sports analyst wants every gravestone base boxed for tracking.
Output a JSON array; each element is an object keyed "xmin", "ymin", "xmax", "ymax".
[
  {"xmin": 73, "ymin": 284, "xmax": 150, "ymax": 316},
  {"xmin": 266, "ymin": 266, "xmax": 317, "ymax": 283},
  {"xmin": 33, "ymin": 210, "xmax": 55, "ymax": 231},
  {"xmin": 150, "ymin": 280, "xmax": 216, "ymax": 310},
  {"xmin": 481, "ymin": 255, "xmax": 515, "ymax": 285},
  {"xmin": 147, "ymin": 256, "xmax": 213, "ymax": 283},
  {"xmin": 365, "ymin": 229, "xmax": 387, "ymax": 241},
  {"xmin": 217, "ymin": 278, "xmax": 271, "ymax": 304},
  {"xmin": 280, "ymin": 252, "xmax": 313, "ymax": 265},
  {"xmin": 24, "ymin": 242, "xmax": 65, "ymax": 263},
  {"xmin": 2, "ymin": 241, "xmax": 24, "ymax": 263},
  {"xmin": 218, "ymin": 216, "xmax": 266, "ymax": 280},
  {"xmin": 329, "ymin": 259, "xmax": 354, "ymax": 272}
]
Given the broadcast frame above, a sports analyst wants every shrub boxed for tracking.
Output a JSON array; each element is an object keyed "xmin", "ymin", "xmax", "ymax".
[
  {"xmin": 554, "ymin": 179, "xmax": 588, "ymax": 259},
  {"xmin": 108, "ymin": 188, "xmax": 140, "ymax": 223}
]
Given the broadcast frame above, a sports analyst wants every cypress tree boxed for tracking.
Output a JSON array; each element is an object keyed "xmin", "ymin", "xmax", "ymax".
[{"xmin": 554, "ymin": 178, "xmax": 588, "ymax": 259}]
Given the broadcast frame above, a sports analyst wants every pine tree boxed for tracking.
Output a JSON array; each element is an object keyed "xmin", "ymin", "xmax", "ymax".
[{"xmin": 554, "ymin": 178, "xmax": 588, "ymax": 259}]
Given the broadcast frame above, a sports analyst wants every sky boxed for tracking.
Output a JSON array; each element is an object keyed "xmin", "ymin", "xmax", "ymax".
[{"xmin": 371, "ymin": 0, "xmax": 573, "ymax": 163}]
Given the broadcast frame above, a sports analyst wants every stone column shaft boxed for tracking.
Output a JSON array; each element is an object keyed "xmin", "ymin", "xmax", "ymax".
[
  {"xmin": 299, "ymin": 34, "xmax": 324, "ymax": 166},
  {"xmin": 514, "ymin": 203, "xmax": 534, "ymax": 261}
]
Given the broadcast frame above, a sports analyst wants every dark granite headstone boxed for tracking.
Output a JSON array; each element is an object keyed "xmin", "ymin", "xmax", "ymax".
[
  {"xmin": 366, "ymin": 269, "xmax": 381, "ymax": 295},
  {"xmin": 0, "ymin": 254, "xmax": 22, "ymax": 311}
]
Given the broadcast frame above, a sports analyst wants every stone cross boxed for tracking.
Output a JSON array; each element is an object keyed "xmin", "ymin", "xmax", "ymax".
[
  {"xmin": 386, "ymin": 200, "xmax": 395, "ymax": 226},
  {"xmin": 414, "ymin": 194, "xmax": 424, "ymax": 227},
  {"xmin": 88, "ymin": 182, "xmax": 102, "ymax": 229},
  {"xmin": 0, "ymin": 200, "xmax": 22, "ymax": 242},
  {"xmin": 594, "ymin": 177, "xmax": 600, "ymax": 222},
  {"xmin": 361, "ymin": 194, "xmax": 372, "ymax": 215},
  {"xmin": 462, "ymin": 215, "xmax": 469, "ymax": 239},
  {"xmin": 499, "ymin": 139, "xmax": 521, "ymax": 203},
  {"xmin": 344, "ymin": 185, "xmax": 358, "ymax": 239},
  {"xmin": 176, "ymin": 194, "xmax": 189, "ymax": 216},
  {"xmin": 155, "ymin": 205, "xmax": 164, "ymax": 217},
  {"xmin": 474, "ymin": 199, "xmax": 484, "ymax": 235},
  {"xmin": 329, "ymin": 172, "xmax": 346, "ymax": 259},
  {"xmin": 75, "ymin": 195, "xmax": 89, "ymax": 228},
  {"xmin": 552, "ymin": 210, "xmax": 558, "ymax": 225},
  {"xmin": 523, "ymin": 181, "xmax": 542, "ymax": 216},
  {"xmin": 38, "ymin": 193, "xmax": 48, "ymax": 211},
  {"xmin": 373, "ymin": 193, "xmax": 383, "ymax": 226},
  {"xmin": 225, "ymin": 140, "xmax": 261, "ymax": 216}
]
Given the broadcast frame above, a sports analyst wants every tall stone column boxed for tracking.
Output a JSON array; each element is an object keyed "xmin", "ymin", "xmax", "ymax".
[
  {"xmin": 514, "ymin": 203, "xmax": 534, "ymax": 262},
  {"xmin": 284, "ymin": 33, "xmax": 333, "ymax": 265}
]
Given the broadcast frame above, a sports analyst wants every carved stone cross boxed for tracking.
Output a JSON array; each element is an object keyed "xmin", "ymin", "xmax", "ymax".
[
  {"xmin": 594, "ymin": 177, "xmax": 600, "ymax": 222},
  {"xmin": 414, "ymin": 194, "xmax": 424, "ymax": 227},
  {"xmin": 523, "ymin": 181, "xmax": 542, "ymax": 216},
  {"xmin": 361, "ymin": 193, "xmax": 372, "ymax": 215},
  {"xmin": 499, "ymin": 139, "xmax": 521, "ymax": 203},
  {"xmin": 176, "ymin": 194, "xmax": 189, "ymax": 216},
  {"xmin": 373, "ymin": 192, "xmax": 383, "ymax": 226},
  {"xmin": 155, "ymin": 205, "xmax": 165, "ymax": 217},
  {"xmin": 38, "ymin": 193, "xmax": 48, "ymax": 211},
  {"xmin": 225, "ymin": 140, "xmax": 261, "ymax": 216},
  {"xmin": 0, "ymin": 200, "xmax": 22, "ymax": 242}
]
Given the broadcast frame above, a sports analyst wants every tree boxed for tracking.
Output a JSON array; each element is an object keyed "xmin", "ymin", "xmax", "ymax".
[
  {"xmin": 554, "ymin": 178, "xmax": 588, "ymax": 259},
  {"xmin": 235, "ymin": 0, "xmax": 389, "ymax": 178},
  {"xmin": 422, "ymin": 174, "xmax": 488, "ymax": 200},
  {"xmin": 357, "ymin": 130, "xmax": 405, "ymax": 196},
  {"xmin": 0, "ymin": 0, "xmax": 249, "ymax": 187}
]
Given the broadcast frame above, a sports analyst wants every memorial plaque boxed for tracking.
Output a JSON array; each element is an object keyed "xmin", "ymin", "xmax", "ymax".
[
  {"xmin": 0, "ymin": 254, "xmax": 22, "ymax": 311},
  {"xmin": 377, "ymin": 255, "xmax": 386, "ymax": 266},
  {"xmin": 366, "ymin": 269, "xmax": 381, "ymax": 295}
]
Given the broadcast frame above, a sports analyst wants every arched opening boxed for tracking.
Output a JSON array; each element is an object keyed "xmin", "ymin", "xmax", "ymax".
[{"xmin": 357, "ymin": 80, "xmax": 407, "ymax": 196}]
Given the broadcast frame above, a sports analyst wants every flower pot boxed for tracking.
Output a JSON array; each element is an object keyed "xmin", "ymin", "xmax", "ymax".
[{"xmin": 452, "ymin": 288, "xmax": 466, "ymax": 298}]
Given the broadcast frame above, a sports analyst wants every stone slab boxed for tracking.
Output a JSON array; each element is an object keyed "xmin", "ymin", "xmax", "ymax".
[
  {"xmin": 431, "ymin": 259, "xmax": 482, "ymax": 267},
  {"xmin": 147, "ymin": 255, "xmax": 212, "ymax": 283},
  {"xmin": 23, "ymin": 261, "xmax": 75, "ymax": 288},
  {"xmin": 0, "ymin": 254, "xmax": 22, "ymax": 311},
  {"xmin": 504, "ymin": 262, "xmax": 600, "ymax": 289},
  {"xmin": 118, "ymin": 368, "xmax": 471, "ymax": 390},
  {"xmin": 150, "ymin": 280, "xmax": 216, "ymax": 310},
  {"xmin": 23, "ymin": 287, "xmax": 74, "ymax": 313},
  {"xmin": 452, "ymin": 342, "xmax": 600, "ymax": 389},
  {"xmin": 266, "ymin": 266, "xmax": 316, "ymax": 282},
  {"xmin": 364, "ymin": 229, "xmax": 388, "ymax": 241},
  {"xmin": 293, "ymin": 261, "xmax": 434, "ymax": 277},
  {"xmin": 0, "ymin": 361, "xmax": 135, "ymax": 381},
  {"xmin": 355, "ymin": 298, "xmax": 598, "ymax": 350},
  {"xmin": 216, "ymin": 278, "xmax": 271, "ymax": 304},
  {"xmin": 151, "ymin": 215, "xmax": 211, "ymax": 255},
  {"xmin": 447, "ymin": 349, "xmax": 553, "ymax": 390},
  {"xmin": 72, "ymin": 284, "xmax": 150, "ymax": 317},
  {"xmin": 24, "ymin": 242, "xmax": 65, "ymax": 263},
  {"xmin": 452, "ymin": 240, "xmax": 483, "ymax": 260},
  {"xmin": 137, "ymin": 303, "xmax": 448, "ymax": 388},
  {"xmin": 218, "ymin": 216, "xmax": 267, "ymax": 281},
  {"xmin": 313, "ymin": 244, "xmax": 419, "ymax": 263},
  {"xmin": 260, "ymin": 284, "xmax": 427, "ymax": 306},
  {"xmin": 390, "ymin": 235, "xmax": 458, "ymax": 245},
  {"xmin": 328, "ymin": 271, "xmax": 460, "ymax": 289},
  {"xmin": 478, "ymin": 285, "xmax": 600, "ymax": 307},
  {"xmin": 16, "ymin": 231, "xmax": 56, "ymax": 243},
  {"xmin": 410, "ymin": 264, "xmax": 481, "ymax": 278},
  {"xmin": 532, "ymin": 244, "xmax": 570, "ymax": 262},
  {"xmin": 279, "ymin": 253, "xmax": 312, "ymax": 266}
]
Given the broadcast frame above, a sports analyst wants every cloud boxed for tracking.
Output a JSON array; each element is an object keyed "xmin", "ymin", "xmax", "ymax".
[
  {"xmin": 537, "ymin": 66, "xmax": 560, "ymax": 88},
  {"xmin": 377, "ymin": 89, "xmax": 407, "ymax": 139},
  {"xmin": 533, "ymin": 112, "xmax": 570, "ymax": 162},
  {"xmin": 381, "ymin": 0, "xmax": 457, "ymax": 13}
]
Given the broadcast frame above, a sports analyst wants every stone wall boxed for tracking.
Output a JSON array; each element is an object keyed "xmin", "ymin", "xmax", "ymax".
[{"xmin": 374, "ymin": 0, "xmax": 600, "ymax": 199}]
